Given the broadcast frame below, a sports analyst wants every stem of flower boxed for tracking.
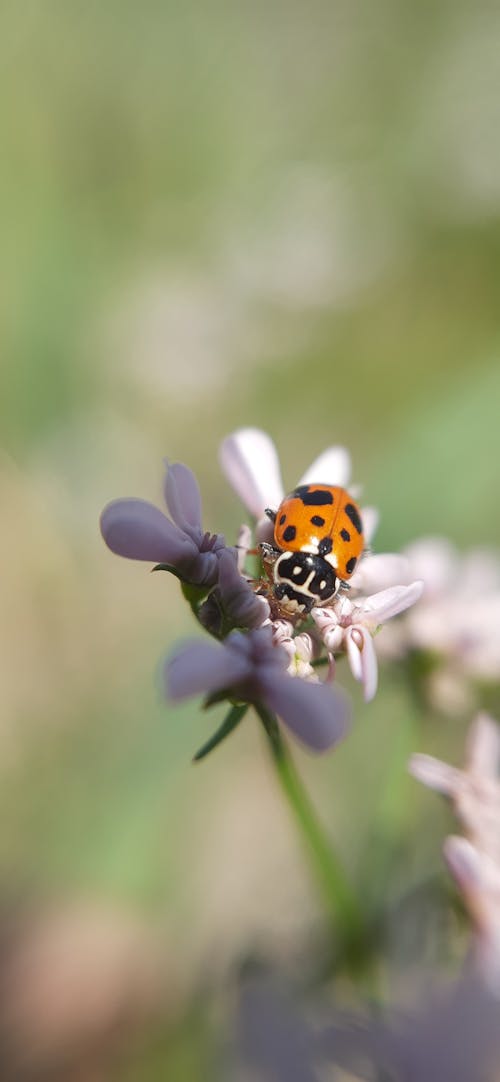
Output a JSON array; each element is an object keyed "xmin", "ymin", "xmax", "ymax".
[{"xmin": 254, "ymin": 703, "xmax": 368, "ymax": 969}]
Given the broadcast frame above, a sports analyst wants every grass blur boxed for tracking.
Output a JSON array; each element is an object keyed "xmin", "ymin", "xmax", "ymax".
[{"xmin": 1, "ymin": 1, "xmax": 500, "ymax": 1077}]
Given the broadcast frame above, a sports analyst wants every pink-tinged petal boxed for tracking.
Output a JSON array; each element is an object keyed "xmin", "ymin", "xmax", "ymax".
[
  {"xmin": 408, "ymin": 753, "xmax": 464, "ymax": 795},
  {"xmin": 236, "ymin": 523, "xmax": 252, "ymax": 569},
  {"xmin": 443, "ymin": 836, "xmax": 500, "ymax": 921},
  {"xmin": 360, "ymin": 506, "xmax": 379, "ymax": 545},
  {"xmin": 443, "ymin": 836, "xmax": 487, "ymax": 893},
  {"xmin": 100, "ymin": 498, "xmax": 193, "ymax": 563},
  {"xmin": 163, "ymin": 461, "xmax": 202, "ymax": 534},
  {"xmin": 219, "ymin": 428, "xmax": 284, "ymax": 517},
  {"xmin": 345, "ymin": 626, "xmax": 378, "ymax": 701},
  {"xmin": 444, "ymin": 837, "xmax": 500, "ymax": 988},
  {"xmin": 467, "ymin": 714, "xmax": 500, "ymax": 778},
  {"xmin": 355, "ymin": 581, "xmax": 424, "ymax": 627},
  {"xmin": 345, "ymin": 629, "xmax": 362, "ymax": 682},
  {"xmin": 261, "ymin": 671, "xmax": 351, "ymax": 752},
  {"xmin": 255, "ymin": 514, "xmax": 275, "ymax": 545},
  {"xmin": 349, "ymin": 553, "xmax": 413, "ymax": 595},
  {"xmin": 165, "ymin": 639, "xmax": 250, "ymax": 701},
  {"xmin": 298, "ymin": 446, "xmax": 351, "ymax": 488}
]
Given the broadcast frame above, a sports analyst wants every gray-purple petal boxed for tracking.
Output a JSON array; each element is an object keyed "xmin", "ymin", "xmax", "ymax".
[
  {"xmin": 163, "ymin": 461, "xmax": 203, "ymax": 538},
  {"xmin": 260, "ymin": 671, "xmax": 351, "ymax": 752},
  {"xmin": 166, "ymin": 639, "xmax": 251, "ymax": 701},
  {"xmin": 100, "ymin": 498, "xmax": 198, "ymax": 564},
  {"xmin": 217, "ymin": 548, "xmax": 270, "ymax": 630}
]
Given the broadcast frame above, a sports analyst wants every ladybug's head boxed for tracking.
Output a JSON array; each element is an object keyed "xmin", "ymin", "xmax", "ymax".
[{"xmin": 273, "ymin": 550, "xmax": 339, "ymax": 614}]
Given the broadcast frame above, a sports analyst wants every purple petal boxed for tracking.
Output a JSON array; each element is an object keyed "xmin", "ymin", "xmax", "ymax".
[
  {"xmin": 219, "ymin": 428, "xmax": 284, "ymax": 518},
  {"xmin": 260, "ymin": 671, "xmax": 351, "ymax": 753},
  {"xmin": 217, "ymin": 548, "xmax": 270, "ymax": 629},
  {"xmin": 298, "ymin": 446, "xmax": 351, "ymax": 488},
  {"xmin": 165, "ymin": 639, "xmax": 251, "ymax": 701},
  {"xmin": 163, "ymin": 461, "xmax": 203, "ymax": 535},
  {"xmin": 100, "ymin": 498, "xmax": 194, "ymax": 563}
]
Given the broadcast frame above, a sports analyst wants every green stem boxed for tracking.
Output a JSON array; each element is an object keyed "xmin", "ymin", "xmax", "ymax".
[
  {"xmin": 254, "ymin": 703, "xmax": 367, "ymax": 965},
  {"xmin": 193, "ymin": 703, "xmax": 248, "ymax": 761}
]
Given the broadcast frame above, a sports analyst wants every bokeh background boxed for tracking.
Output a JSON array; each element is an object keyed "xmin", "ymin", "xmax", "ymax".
[{"xmin": 1, "ymin": 1, "xmax": 500, "ymax": 1077}]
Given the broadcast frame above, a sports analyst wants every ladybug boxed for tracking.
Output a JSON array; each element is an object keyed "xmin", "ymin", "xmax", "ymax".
[{"xmin": 264, "ymin": 484, "xmax": 364, "ymax": 615}]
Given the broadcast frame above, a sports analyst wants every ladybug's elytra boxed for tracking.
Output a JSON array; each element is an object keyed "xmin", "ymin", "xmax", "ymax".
[{"xmin": 264, "ymin": 484, "xmax": 364, "ymax": 615}]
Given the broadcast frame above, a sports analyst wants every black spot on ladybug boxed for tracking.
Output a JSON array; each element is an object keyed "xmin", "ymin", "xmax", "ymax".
[
  {"xmin": 310, "ymin": 514, "xmax": 325, "ymax": 527},
  {"xmin": 344, "ymin": 503, "xmax": 363, "ymax": 535},
  {"xmin": 292, "ymin": 485, "xmax": 334, "ymax": 506},
  {"xmin": 346, "ymin": 556, "xmax": 357, "ymax": 574},
  {"xmin": 283, "ymin": 524, "xmax": 297, "ymax": 543},
  {"xmin": 340, "ymin": 528, "xmax": 351, "ymax": 542},
  {"xmin": 279, "ymin": 513, "xmax": 286, "ymax": 526},
  {"xmin": 318, "ymin": 537, "xmax": 333, "ymax": 556},
  {"xmin": 309, "ymin": 564, "xmax": 337, "ymax": 600}
]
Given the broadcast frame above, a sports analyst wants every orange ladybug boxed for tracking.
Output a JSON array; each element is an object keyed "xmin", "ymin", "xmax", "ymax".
[{"xmin": 264, "ymin": 484, "xmax": 364, "ymax": 614}]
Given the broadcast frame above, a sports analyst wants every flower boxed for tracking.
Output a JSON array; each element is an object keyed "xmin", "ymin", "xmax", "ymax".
[
  {"xmin": 100, "ymin": 461, "xmax": 226, "ymax": 587},
  {"xmin": 410, "ymin": 713, "xmax": 500, "ymax": 989},
  {"xmin": 410, "ymin": 713, "xmax": 500, "ymax": 863},
  {"xmin": 219, "ymin": 426, "xmax": 358, "ymax": 544},
  {"xmin": 378, "ymin": 537, "xmax": 500, "ymax": 714},
  {"xmin": 165, "ymin": 626, "xmax": 351, "ymax": 752},
  {"xmin": 219, "ymin": 427, "xmax": 423, "ymax": 700},
  {"xmin": 312, "ymin": 582, "xmax": 424, "ymax": 701},
  {"xmin": 197, "ymin": 547, "xmax": 270, "ymax": 637}
]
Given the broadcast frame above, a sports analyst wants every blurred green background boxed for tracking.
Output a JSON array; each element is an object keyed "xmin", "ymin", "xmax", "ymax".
[{"xmin": 1, "ymin": 1, "xmax": 500, "ymax": 1077}]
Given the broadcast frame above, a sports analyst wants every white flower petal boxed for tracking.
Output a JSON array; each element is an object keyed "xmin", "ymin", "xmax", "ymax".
[
  {"xmin": 345, "ymin": 628, "xmax": 362, "ymax": 682},
  {"xmin": 345, "ymin": 626, "xmax": 378, "ymax": 701},
  {"xmin": 408, "ymin": 753, "xmax": 464, "ymax": 795},
  {"xmin": 255, "ymin": 514, "xmax": 276, "ymax": 545},
  {"xmin": 219, "ymin": 428, "xmax": 284, "ymax": 518},
  {"xmin": 355, "ymin": 581, "xmax": 424, "ymax": 627},
  {"xmin": 298, "ymin": 446, "xmax": 351, "ymax": 488},
  {"xmin": 349, "ymin": 553, "xmax": 413, "ymax": 595},
  {"xmin": 236, "ymin": 523, "xmax": 252, "ymax": 570},
  {"xmin": 360, "ymin": 506, "xmax": 379, "ymax": 545}
]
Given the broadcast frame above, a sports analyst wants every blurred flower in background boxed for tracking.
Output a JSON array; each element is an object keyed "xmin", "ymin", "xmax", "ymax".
[
  {"xmin": 410, "ymin": 713, "xmax": 500, "ymax": 992},
  {"xmin": 378, "ymin": 539, "xmax": 500, "ymax": 715}
]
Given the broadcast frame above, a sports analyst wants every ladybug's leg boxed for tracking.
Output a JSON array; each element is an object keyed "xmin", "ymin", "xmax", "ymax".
[
  {"xmin": 260, "ymin": 541, "xmax": 280, "ymax": 559},
  {"xmin": 265, "ymin": 507, "xmax": 277, "ymax": 524}
]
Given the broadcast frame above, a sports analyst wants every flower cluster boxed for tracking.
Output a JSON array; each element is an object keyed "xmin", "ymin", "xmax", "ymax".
[
  {"xmin": 219, "ymin": 428, "xmax": 423, "ymax": 702},
  {"xmin": 100, "ymin": 428, "xmax": 423, "ymax": 754},
  {"xmin": 377, "ymin": 537, "xmax": 500, "ymax": 715},
  {"xmin": 410, "ymin": 713, "xmax": 500, "ymax": 991}
]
